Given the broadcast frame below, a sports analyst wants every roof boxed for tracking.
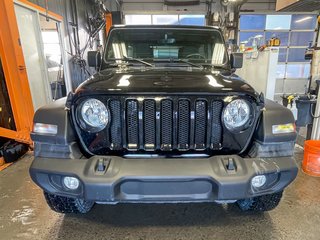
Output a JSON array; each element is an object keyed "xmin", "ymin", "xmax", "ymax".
[{"xmin": 111, "ymin": 25, "xmax": 221, "ymax": 31}]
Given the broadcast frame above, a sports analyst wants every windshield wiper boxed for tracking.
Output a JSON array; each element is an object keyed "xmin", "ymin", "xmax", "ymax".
[
  {"xmin": 155, "ymin": 58, "xmax": 203, "ymax": 69},
  {"xmin": 113, "ymin": 56, "xmax": 154, "ymax": 67},
  {"xmin": 200, "ymin": 63, "xmax": 230, "ymax": 71},
  {"xmin": 175, "ymin": 59, "xmax": 204, "ymax": 69}
]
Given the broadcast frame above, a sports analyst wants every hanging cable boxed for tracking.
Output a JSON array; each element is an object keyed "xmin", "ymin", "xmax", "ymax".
[{"xmin": 45, "ymin": 0, "xmax": 49, "ymax": 21}]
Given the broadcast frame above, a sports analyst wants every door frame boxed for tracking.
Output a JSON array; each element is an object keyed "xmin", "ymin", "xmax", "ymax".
[
  {"xmin": 15, "ymin": 0, "xmax": 72, "ymax": 95},
  {"xmin": 0, "ymin": 0, "xmax": 69, "ymax": 144}
]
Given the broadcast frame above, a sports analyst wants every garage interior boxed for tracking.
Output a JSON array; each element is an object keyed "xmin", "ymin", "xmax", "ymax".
[{"xmin": 1, "ymin": 0, "xmax": 320, "ymax": 239}]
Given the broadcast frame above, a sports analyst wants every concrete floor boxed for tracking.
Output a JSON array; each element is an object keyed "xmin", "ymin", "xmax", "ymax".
[{"xmin": 0, "ymin": 146, "xmax": 320, "ymax": 240}]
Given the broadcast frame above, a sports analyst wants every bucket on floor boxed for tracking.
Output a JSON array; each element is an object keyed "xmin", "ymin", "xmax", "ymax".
[{"xmin": 303, "ymin": 140, "xmax": 320, "ymax": 177}]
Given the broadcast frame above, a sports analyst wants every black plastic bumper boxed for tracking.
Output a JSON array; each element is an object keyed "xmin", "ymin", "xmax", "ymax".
[{"xmin": 29, "ymin": 155, "xmax": 298, "ymax": 203}]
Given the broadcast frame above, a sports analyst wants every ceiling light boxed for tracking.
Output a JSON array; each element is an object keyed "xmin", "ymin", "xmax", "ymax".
[{"xmin": 295, "ymin": 16, "xmax": 312, "ymax": 23}]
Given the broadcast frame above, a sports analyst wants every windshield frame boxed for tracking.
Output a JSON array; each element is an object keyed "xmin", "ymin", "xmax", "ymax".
[{"xmin": 101, "ymin": 26, "xmax": 230, "ymax": 69}]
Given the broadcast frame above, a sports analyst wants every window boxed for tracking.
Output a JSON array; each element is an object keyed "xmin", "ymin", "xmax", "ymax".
[
  {"xmin": 152, "ymin": 15, "xmax": 179, "ymax": 25},
  {"xmin": 104, "ymin": 28, "xmax": 228, "ymax": 66},
  {"xmin": 42, "ymin": 31, "xmax": 61, "ymax": 58},
  {"xmin": 266, "ymin": 15, "xmax": 291, "ymax": 30},
  {"xmin": 265, "ymin": 32, "xmax": 289, "ymax": 46},
  {"xmin": 276, "ymin": 64, "xmax": 286, "ymax": 79},
  {"xmin": 125, "ymin": 14, "xmax": 205, "ymax": 26},
  {"xmin": 291, "ymin": 15, "xmax": 317, "ymax": 30},
  {"xmin": 125, "ymin": 15, "xmax": 152, "ymax": 25},
  {"xmin": 239, "ymin": 32, "xmax": 264, "ymax": 46},
  {"xmin": 286, "ymin": 64, "xmax": 310, "ymax": 78},
  {"xmin": 239, "ymin": 15, "xmax": 266, "ymax": 30},
  {"xmin": 179, "ymin": 15, "xmax": 205, "ymax": 26},
  {"xmin": 278, "ymin": 48, "xmax": 287, "ymax": 62},
  {"xmin": 288, "ymin": 48, "xmax": 308, "ymax": 62},
  {"xmin": 290, "ymin": 32, "xmax": 314, "ymax": 46}
]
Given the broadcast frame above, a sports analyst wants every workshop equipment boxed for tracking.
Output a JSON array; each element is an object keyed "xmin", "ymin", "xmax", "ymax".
[
  {"xmin": 296, "ymin": 96, "xmax": 317, "ymax": 127},
  {"xmin": 268, "ymin": 37, "xmax": 281, "ymax": 47}
]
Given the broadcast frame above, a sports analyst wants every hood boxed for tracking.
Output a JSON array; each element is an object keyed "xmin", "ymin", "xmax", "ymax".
[{"xmin": 75, "ymin": 68, "xmax": 258, "ymax": 98}]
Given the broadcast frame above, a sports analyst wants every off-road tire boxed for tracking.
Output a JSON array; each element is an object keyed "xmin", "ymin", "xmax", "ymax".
[
  {"xmin": 44, "ymin": 192, "xmax": 94, "ymax": 214},
  {"xmin": 237, "ymin": 191, "xmax": 283, "ymax": 212}
]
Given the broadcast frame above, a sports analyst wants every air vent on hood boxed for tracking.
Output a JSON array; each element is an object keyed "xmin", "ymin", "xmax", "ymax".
[{"xmin": 276, "ymin": 0, "xmax": 320, "ymax": 12}]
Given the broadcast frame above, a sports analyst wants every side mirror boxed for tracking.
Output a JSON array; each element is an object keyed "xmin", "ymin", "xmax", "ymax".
[
  {"xmin": 230, "ymin": 52, "xmax": 243, "ymax": 69},
  {"xmin": 87, "ymin": 51, "xmax": 101, "ymax": 69}
]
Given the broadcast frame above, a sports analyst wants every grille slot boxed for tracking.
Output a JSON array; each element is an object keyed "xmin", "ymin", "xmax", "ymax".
[
  {"xmin": 194, "ymin": 100, "xmax": 207, "ymax": 150},
  {"xmin": 161, "ymin": 99, "xmax": 173, "ymax": 150},
  {"xmin": 178, "ymin": 100, "xmax": 190, "ymax": 150},
  {"xmin": 126, "ymin": 100, "xmax": 139, "ymax": 150},
  {"xmin": 144, "ymin": 100, "xmax": 156, "ymax": 150},
  {"xmin": 109, "ymin": 100, "xmax": 122, "ymax": 150},
  {"xmin": 211, "ymin": 101, "xmax": 223, "ymax": 149}
]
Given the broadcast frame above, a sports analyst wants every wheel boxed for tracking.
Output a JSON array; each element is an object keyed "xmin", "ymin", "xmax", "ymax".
[
  {"xmin": 44, "ymin": 192, "xmax": 94, "ymax": 214},
  {"xmin": 236, "ymin": 191, "xmax": 283, "ymax": 212}
]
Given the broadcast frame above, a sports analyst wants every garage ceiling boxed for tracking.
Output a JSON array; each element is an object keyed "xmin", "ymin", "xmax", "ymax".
[{"xmin": 277, "ymin": 0, "xmax": 320, "ymax": 12}]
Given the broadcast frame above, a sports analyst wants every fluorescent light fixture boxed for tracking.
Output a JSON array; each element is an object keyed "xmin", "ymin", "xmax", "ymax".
[
  {"xmin": 117, "ymin": 75, "xmax": 132, "ymax": 87},
  {"xmin": 206, "ymin": 75, "xmax": 223, "ymax": 88},
  {"xmin": 295, "ymin": 16, "xmax": 312, "ymax": 23},
  {"xmin": 33, "ymin": 123, "xmax": 58, "ymax": 135}
]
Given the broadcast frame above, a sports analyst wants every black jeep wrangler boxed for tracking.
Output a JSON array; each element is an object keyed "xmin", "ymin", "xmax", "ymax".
[{"xmin": 30, "ymin": 25, "xmax": 298, "ymax": 214}]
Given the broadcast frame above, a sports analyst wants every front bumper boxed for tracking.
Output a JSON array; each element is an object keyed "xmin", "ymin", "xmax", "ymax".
[{"xmin": 29, "ymin": 155, "xmax": 298, "ymax": 203}]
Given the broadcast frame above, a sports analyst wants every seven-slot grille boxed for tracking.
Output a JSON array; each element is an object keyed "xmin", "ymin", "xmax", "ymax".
[{"xmin": 108, "ymin": 97, "xmax": 223, "ymax": 152}]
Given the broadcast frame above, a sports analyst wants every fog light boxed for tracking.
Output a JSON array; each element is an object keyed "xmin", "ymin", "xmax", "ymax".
[
  {"xmin": 251, "ymin": 175, "xmax": 267, "ymax": 188},
  {"xmin": 63, "ymin": 177, "xmax": 79, "ymax": 190}
]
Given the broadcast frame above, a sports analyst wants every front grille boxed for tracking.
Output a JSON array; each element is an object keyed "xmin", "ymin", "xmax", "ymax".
[{"xmin": 107, "ymin": 97, "xmax": 223, "ymax": 152}]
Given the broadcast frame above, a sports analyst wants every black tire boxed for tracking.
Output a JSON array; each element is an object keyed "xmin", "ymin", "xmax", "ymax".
[
  {"xmin": 44, "ymin": 192, "xmax": 94, "ymax": 214},
  {"xmin": 237, "ymin": 191, "xmax": 283, "ymax": 212}
]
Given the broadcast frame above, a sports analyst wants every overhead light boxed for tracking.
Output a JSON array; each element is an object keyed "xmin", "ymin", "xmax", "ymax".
[{"xmin": 295, "ymin": 16, "xmax": 312, "ymax": 23}]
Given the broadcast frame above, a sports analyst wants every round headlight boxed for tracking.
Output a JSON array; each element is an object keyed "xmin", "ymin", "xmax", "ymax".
[
  {"xmin": 79, "ymin": 98, "xmax": 109, "ymax": 132},
  {"xmin": 223, "ymin": 99, "xmax": 251, "ymax": 131}
]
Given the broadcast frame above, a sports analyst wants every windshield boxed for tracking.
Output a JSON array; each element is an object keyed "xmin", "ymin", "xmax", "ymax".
[{"xmin": 103, "ymin": 28, "xmax": 229, "ymax": 67}]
